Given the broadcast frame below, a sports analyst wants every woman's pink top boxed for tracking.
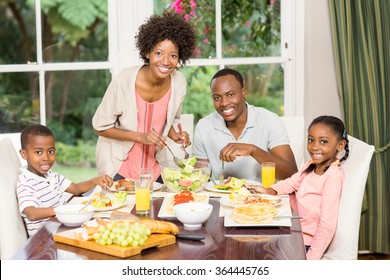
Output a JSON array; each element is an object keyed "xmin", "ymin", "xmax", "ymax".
[
  {"xmin": 271, "ymin": 160, "xmax": 344, "ymax": 260},
  {"xmin": 117, "ymin": 88, "xmax": 171, "ymax": 181}
]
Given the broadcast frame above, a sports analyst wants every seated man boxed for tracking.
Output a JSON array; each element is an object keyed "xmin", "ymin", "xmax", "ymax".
[{"xmin": 193, "ymin": 68, "xmax": 297, "ymax": 182}]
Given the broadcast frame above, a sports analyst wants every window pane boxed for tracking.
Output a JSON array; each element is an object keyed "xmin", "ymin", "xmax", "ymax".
[
  {"xmin": 44, "ymin": 70, "xmax": 110, "ymax": 173},
  {"xmin": 44, "ymin": 70, "xmax": 110, "ymax": 143},
  {"xmin": 180, "ymin": 66, "xmax": 218, "ymax": 123},
  {"xmin": 227, "ymin": 64, "xmax": 284, "ymax": 116},
  {"xmin": 0, "ymin": 72, "xmax": 40, "ymax": 133},
  {"xmin": 222, "ymin": 0, "xmax": 281, "ymax": 57},
  {"xmin": 42, "ymin": 0, "xmax": 108, "ymax": 63},
  {"xmin": 180, "ymin": 64, "xmax": 284, "ymax": 123},
  {"xmin": 154, "ymin": 0, "xmax": 216, "ymax": 59},
  {"xmin": 0, "ymin": 1, "xmax": 36, "ymax": 64}
]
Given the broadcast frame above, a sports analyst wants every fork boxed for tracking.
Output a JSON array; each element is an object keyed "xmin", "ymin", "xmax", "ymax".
[
  {"xmin": 100, "ymin": 189, "xmax": 107, "ymax": 200},
  {"xmin": 177, "ymin": 123, "xmax": 189, "ymax": 159},
  {"xmin": 219, "ymin": 160, "xmax": 224, "ymax": 185},
  {"xmin": 152, "ymin": 128, "xmax": 185, "ymax": 168}
]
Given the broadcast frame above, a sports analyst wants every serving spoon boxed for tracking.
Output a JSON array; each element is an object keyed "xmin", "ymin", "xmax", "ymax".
[{"xmin": 152, "ymin": 128, "xmax": 185, "ymax": 168}]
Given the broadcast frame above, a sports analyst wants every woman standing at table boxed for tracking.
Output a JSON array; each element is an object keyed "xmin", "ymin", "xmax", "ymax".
[{"xmin": 92, "ymin": 12, "xmax": 196, "ymax": 182}]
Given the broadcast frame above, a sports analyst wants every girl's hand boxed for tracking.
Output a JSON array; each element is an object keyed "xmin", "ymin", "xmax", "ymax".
[
  {"xmin": 246, "ymin": 185, "xmax": 267, "ymax": 194},
  {"xmin": 247, "ymin": 185, "xmax": 277, "ymax": 195}
]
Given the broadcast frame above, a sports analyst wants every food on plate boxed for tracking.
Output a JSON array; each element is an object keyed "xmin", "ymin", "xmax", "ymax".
[
  {"xmin": 91, "ymin": 191, "xmax": 127, "ymax": 208},
  {"xmin": 231, "ymin": 203, "xmax": 278, "ymax": 224},
  {"xmin": 228, "ymin": 187, "xmax": 282, "ymax": 207},
  {"xmin": 113, "ymin": 178, "xmax": 136, "ymax": 191},
  {"xmin": 258, "ymin": 194, "xmax": 281, "ymax": 205},
  {"xmin": 214, "ymin": 177, "xmax": 247, "ymax": 191},
  {"xmin": 229, "ymin": 187, "xmax": 260, "ymax": 206},
  {"xmin": 161, "ymin": 157, "xmax": 210, "ymax": 192},
  {"xmin": 165, "ymin": 191, "xmax": 208, "ymax": 215}
]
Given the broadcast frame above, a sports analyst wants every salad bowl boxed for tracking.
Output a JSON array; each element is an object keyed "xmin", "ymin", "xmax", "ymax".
[{"xmin": 160, "ymin": 158, "xmax": 211, "ymax": 192}]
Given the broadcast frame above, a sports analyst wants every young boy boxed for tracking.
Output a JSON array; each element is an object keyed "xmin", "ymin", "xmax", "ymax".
[{"xmin": 16, "ymin": 124, "xmax": 113, "ymax": 237}]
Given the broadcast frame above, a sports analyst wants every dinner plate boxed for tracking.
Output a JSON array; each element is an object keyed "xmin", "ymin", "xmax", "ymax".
[
  {"xmin": 224, "ymin": 197, "xmax": 292, "ymax": 227},
  {"xmin": 109, "ymin": 182, "xmax": 164, "ymax": 194},
  {"xmin": 92, "ymin": 202, "xmax": 128, "ymax": 212},
  {"xmin": 70, "ymin": 195, "xmax": 129, "ymax": 212},
  {"xmin": 220, "ymin": 195, "xmax": 283, "ymax": 208},
  {"xmin": 204, "ymin": 180, "xmax": 262, "ymax": 193},
  {"xmin": 157, "ymin": 192, "xmax": 209, "ymax": 219}
]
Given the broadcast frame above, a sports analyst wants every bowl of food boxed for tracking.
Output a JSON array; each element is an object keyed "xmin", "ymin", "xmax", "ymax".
[
  {"xmin": 173, "ymin": 202, "xmax": 213, "ymax": 228},
  {"xmin": 160, "ymin": 157, "xmax": 211, "ymax": 192},
  {"xmin": 54, "ymin": 204, "xmax": 95, "ymax": 227}
]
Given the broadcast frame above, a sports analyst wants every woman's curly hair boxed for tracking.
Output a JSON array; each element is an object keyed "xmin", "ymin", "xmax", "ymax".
[{"xmin": 135, "ymin": 11, "xmax": 196, "ymax": 67}]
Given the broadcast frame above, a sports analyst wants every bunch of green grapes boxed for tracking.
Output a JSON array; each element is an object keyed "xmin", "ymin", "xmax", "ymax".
[{"xmin": 93, "ymin": 221, "xmax": 151, "ymax": 247}]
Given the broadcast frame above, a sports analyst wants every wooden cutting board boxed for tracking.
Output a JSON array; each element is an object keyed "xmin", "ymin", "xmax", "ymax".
[{"xmin": 53, "ymin": 229, "xmax": 176, "ymax": 258}]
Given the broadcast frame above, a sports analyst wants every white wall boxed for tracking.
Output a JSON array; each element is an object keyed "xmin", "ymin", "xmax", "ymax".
[{"xmin": 304, "ymin": 0, "xmax": 342, "ymax": 129}]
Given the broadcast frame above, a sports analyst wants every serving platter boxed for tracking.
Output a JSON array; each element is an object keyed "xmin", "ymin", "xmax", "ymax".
[
  {"xmin": 224, "ymin": 197, "xmax": 292, "ymax": 227},
  {"xmin": 157, "ymin": 192, "xmax": 209, "ymax": 219},
  {"xmin": 204, "ymin": 179, "xmax": 262, "ymax": 193}
]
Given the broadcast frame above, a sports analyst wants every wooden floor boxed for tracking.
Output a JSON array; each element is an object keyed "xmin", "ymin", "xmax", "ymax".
[{"xmin": 358, "ymin": 253, "xmax": 390, "ymax": 260}]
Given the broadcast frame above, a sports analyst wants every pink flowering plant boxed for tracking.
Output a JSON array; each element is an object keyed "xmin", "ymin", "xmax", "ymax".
[{"xmin": 156, "ymin": 0, "xmax": 280, "ymax": 58}]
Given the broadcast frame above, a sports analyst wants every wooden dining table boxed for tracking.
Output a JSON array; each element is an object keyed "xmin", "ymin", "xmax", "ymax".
[{"xmin": 12, "ymin": 193, "xmax": 306, "ymax": 260}]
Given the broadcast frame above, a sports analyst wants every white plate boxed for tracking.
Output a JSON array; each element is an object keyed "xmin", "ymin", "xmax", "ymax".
[
  {"xmin": 224, "ymin": 197, "xmax": 292, "ymax": 227},
  {"xmin": 92, "ymin": 202, "xmax": 128, "ymax": 212},
  {"xmin": 109, "ymin": 182, "xmax": 164, "ymax": 194},
  {"xmin": 157, "ymin": 192, "xmax": 209, "ymax": 219},
  {"xmin": 70, "ymin": 195, "xmax": 129, "ymax": 212},
  {"xmin": 220, "ymin": 195, "xmax": 283, "ymax": 208},
  {"xmin": 204, "ymin": 180, "xmax": 262, "ymax": 193}
]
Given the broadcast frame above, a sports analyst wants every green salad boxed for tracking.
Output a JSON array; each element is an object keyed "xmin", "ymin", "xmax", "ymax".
[{"xmin": 161, "ymin": 157, "xmax": 210, "ymax": 192}]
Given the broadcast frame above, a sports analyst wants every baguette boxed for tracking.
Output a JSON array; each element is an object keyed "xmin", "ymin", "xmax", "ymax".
[{"xmin": 138, "ymin": 219, "xmax": 179, "ymax": 235}]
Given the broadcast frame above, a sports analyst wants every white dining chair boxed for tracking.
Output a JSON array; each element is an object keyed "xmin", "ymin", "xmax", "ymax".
[
  {"xmin": 280, "ymin": 116, "xmax": 306, "ymax": 168},
  {"xmin": 321, "ymin": 135, "xmax": 375, "ymax": 260},
  {"xmin": 0, "ymin": 137, "xmax": 28, "ymax": 260}
]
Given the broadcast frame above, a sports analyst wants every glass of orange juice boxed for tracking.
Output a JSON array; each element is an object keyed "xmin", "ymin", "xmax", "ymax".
[
  {"xmin": 262, "ymin": 162, "xmax": 275, "ymax": 188},
  {"xmin": 140, "ymin": 168, "xmax": 154, "ymax": 200},
  {"xmin": 135, "ymin": 179, "xmax": 150, "ymax": 216}
]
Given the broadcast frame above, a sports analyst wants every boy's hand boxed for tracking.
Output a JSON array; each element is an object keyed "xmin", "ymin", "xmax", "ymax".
[{"xmin": 96, "ymin": 174, "xmax": 114, "ymax": 190}]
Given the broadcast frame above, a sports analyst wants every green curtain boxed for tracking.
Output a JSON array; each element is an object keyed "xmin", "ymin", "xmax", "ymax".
[{"xmin": 328, "ymin": 0, "xmax": 390, "ymax": 254}]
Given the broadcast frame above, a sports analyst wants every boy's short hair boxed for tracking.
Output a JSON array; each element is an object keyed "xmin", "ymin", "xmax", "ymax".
[{"xmin": 20, "ymin": 124, "xmax": 54, "ymax": 149}]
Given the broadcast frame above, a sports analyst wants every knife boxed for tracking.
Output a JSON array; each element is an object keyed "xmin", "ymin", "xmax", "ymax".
[{"xmin": 176, "ymin": 234, "xmax": 205, "ymax": 241}]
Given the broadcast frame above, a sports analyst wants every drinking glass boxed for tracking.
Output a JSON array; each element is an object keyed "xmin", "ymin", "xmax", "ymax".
[
  {"xmin": 262, "ymin": 162, "xmax": 275, "ymax": 188},
  {"xmin": 135, "ymin": 179, "xmax": 150, "ymax": 216},
  {"xmin": 140, "ymin": 168, "xmax": 154, "ymax": 200}
]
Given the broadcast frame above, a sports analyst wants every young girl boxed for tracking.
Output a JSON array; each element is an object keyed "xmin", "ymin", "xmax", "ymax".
[
  {"xmin": 92, "ymin": 12, "xmax": 196, "ymax": 183},
  {"xmin": 251, "ymin": 115, "xmax": 349, "ymax": 260}
]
